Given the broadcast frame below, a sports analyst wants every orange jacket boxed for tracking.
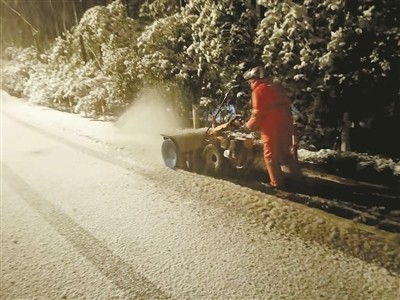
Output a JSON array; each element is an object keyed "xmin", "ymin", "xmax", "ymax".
[{"xmin": 246, "ymin": 79, "xmax": 294, "ymax": 141}]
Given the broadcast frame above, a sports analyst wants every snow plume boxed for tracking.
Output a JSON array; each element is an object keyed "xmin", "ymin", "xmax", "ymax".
[{"xmin": 115, "ymin": 87, "xmax": 184, "ymax": 138}]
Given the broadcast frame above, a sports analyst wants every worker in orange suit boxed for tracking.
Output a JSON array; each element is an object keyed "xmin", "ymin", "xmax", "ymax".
[{"xmin": 243, "ymin": 66, "xmax": 301, "ymax": 189}]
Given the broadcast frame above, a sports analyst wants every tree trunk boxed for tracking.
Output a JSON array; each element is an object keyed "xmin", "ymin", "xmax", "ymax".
[{"xmin": 340, "ymin": 112, "xmax": 351, "ymax": 152}]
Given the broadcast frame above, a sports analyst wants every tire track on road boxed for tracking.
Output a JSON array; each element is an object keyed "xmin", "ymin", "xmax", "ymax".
[{"xmin": 1, "ymin": 162, "xmax": 171, "ymax": 299}]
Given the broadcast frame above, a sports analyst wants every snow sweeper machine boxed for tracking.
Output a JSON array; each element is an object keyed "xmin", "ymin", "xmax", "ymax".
[{"xmin": 160, "ymin": 86, "xmax": 299, "ymax": 178}]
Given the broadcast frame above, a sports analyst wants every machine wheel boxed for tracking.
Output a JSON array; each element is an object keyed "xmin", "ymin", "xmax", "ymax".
[
  {"xmin": 203, "ymin": 144, "xmax": 224, "ymax": 176},
  {"xmin": 161, "ymin": 138, "xmax": 181, "ymax": 169}
]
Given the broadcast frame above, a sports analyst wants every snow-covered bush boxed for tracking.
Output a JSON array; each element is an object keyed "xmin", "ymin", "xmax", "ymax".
[
  {"xmin": 1, "ymin": 46, "xmax": 39, "ymax": 97},
  {"xmin": 298, "ymin": 148, "xmax": 400, "ymax": 185},
  {"xmin": 60, "ymin": 0, "xmax": 141, "ymax": 113},
  {"xmin": 139, "ymin": 0, "xmax": 181, "ymax": 20},
  {"xmin": 25, "ymin": 0, "xmax": 141, "ymax": 116},
  {"xmin": 24, "ymin": 63, "xmax": 63, "ymax": 106}
]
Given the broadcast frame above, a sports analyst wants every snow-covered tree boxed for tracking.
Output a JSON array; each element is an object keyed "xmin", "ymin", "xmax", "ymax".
[
  {"xmin": 184, "ymin": 0, "xmax": 258, "ymax": 102},
  {"xmin": 23, "ymin": 0, "xmax": 141, "ymax": 115},
  {"xmin": 134, "ymin": 0, "xmax": 258, "ymax": 117},
  {"xmin": 139, "ymin": 0, "xmax": 181, "ymax": 19},
  {"xmin": 256, "ymin": 0, "xmax": 400, "ymax": 152}
]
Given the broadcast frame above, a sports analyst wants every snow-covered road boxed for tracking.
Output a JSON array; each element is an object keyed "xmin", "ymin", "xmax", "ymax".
[{"xmin": 1, "ymin": 91, "xmax": 399, "ymax": 299}]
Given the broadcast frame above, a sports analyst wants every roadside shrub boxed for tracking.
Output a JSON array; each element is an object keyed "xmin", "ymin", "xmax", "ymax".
[{"xmin": 1, "ymin": 46, "xmax": 39, "ymax": 97}]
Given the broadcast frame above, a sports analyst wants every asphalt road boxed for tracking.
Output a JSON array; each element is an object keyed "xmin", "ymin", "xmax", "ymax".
[{"xmin": 1, "ymin": 93, "xmax": 400, "ymax": 299}]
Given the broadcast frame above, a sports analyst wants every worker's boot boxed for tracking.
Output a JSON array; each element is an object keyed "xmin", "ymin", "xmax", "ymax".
[{"xmin": 265, "ymin": 162, "xmax": 283, "ymax": 189}]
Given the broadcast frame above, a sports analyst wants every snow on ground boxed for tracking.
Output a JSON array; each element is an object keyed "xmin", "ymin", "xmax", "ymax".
[
  {"xmin": 298, "ymin": 148, "xmax": 400, "ymax": 183},
  {"xmin": 1, "ymin": 89, "xmax": 400, "ymax": 275}
]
